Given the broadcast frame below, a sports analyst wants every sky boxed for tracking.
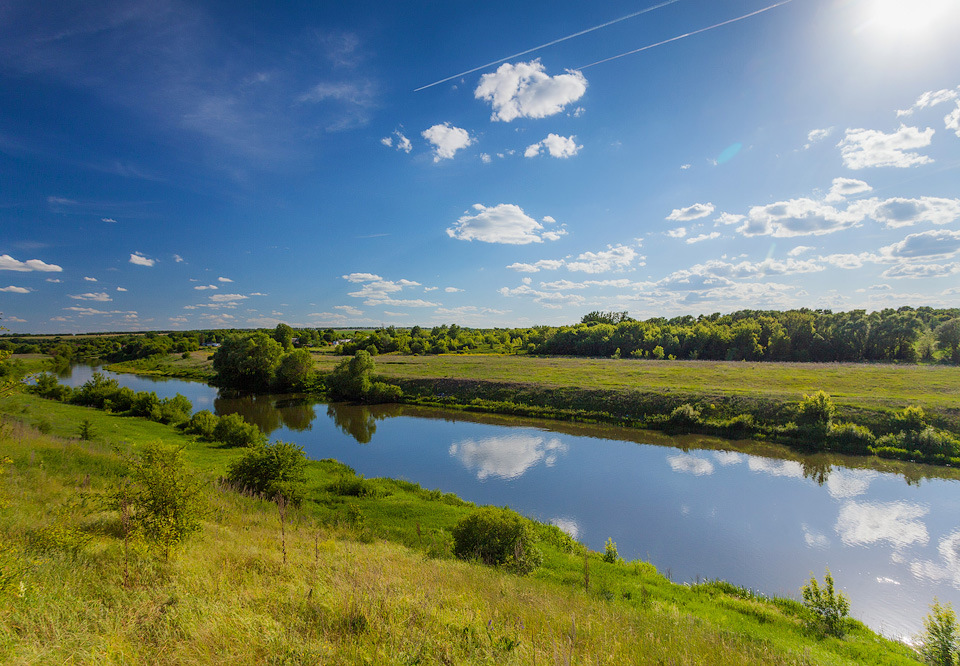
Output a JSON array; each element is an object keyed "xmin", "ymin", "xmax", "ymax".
[{"xmin": 2, "ymin": 0, "xmax": 960, "ymax": 333}]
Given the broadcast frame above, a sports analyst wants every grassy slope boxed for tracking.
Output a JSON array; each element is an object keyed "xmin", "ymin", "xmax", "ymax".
[{"xmin": 0, "ymin": 394, "xmax": 920, "ymax": 665}]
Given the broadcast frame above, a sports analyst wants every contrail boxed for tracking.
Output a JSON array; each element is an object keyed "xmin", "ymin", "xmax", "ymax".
[
  {"xmin": 413, "ymin": 0, "xmax": 682, "ymax": 92},
  {"xmin": 578, "ymin": 0, "xmax": 794, "ymax": 69}
]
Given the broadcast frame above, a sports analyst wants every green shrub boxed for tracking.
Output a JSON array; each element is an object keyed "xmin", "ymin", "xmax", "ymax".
[
  {"xmin": 801, "ymin": 569, "xmax": 849, "ymax": 638},
  {"xmin": 32, "ymin": 373, "xmax": 72, "ymax": 401},
  {"xmin": 184, "ymin": 409, "xmax": 219, "ymax": 440},
  {"xmin": 797, "ymin": 391, "xmax": 835, "ymax": 429},
  {"xmin": 158, "ymin": 394, "xmax": 192, "ymax": 425},
  {"xmin": 225, "ymin": 440, "xmax": 307, "ymax": 505},
  {"xmin": 919, "ymin": 599, "xmax": 959, "ymax": 666},
  {"xmin": 896, "ymin": 405, "xmax": 927, "ymax": 431},
  {"xmin": 828, "ymin": 422, "xmax": 876, "ymax": 454},
  {"xmin": 668, "ymin": 403, "xmax": 701, "ymax": 426},
  {"xmin": 328, "ymin": 474, "xmax": 377, "ymax": 497},
  {"xmin": 451, "ymin": 507, "xmax": 542, "ymax": 575},
  {"xmin": 213, "ymin": 413, "xmax": 266, "ymax": 448},
  {"xmin": 110, "ymin": 441, "xmax": 205, "ymax": 560},
  {"xmin": 603, "ymin": 537, "xmax": 621, "ymax": 564},
  {"xmin": 131, "ymin": 391, "xmax": 161, "ymax": 420}
]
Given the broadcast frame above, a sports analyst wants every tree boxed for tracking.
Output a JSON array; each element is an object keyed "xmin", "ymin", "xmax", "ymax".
[
  {"xmin": 272, "ymin": 323, "xmax": 295, "ymax": 351},
  {"xmin": 936, "ymin": 319, "xmax": 960, "ymax": 364},
  {"xmin": 110, "ymin": 442, "xmax": 205, "ymax": 560},
  {"xmin": 275, "ymin": 349, "xmax": 314, "ymax": 392},
  {"xmin": 797, "ymin": 391, "xmax": 835, "ymax": 430},
  {"xmin": 226, "ymin": 440, "xmax": 307, "ymax": 505},
  {"xmin": 212, "ymin": 332, "xmax": 283, "ymax": 390},
  {"xmin": 919, "ymin": 599, "xmax": 959, "ymax": 666}
]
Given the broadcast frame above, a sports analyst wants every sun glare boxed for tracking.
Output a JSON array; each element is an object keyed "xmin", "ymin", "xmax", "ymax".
[{"xmin": 862, "ymin": 0, "xmax": 956, "ymax": 38}]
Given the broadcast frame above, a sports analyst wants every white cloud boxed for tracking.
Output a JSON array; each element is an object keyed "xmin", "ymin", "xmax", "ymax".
[
  {"xmin": 101, "ymin": 217, "xmax": 117, "ymax": 223},
  {"xmin": 209, "ymin": 293, "xmax": 248, "ymax": 303},
  {"xmin": 525, "ymin": 134, "xmax": 582, "ymax": 159},
  {"xmin": 173, "ymin": 254, "xmax": 185, "ymax": 263},
  {"xmin": 909, "ymin": 530, "xmax": 960, "ymax": 589},
  {"xmin": 83, "ymin": 276, "xmax": 98, "ymax": 282},
  {"xmin": 333, "ymin": 305, "xmax": 363, "ymax": 316},
  {"xmin": 881, "ymin": 262, "xmax": 960, "ymax": 279},
  {"xmin": 46, "ymin": 278, "xmax": 61, "ymax": 283},
  {"xmin": 835, "ymin": 501, "xmax": 929, "ymax": 548},
  {"xmin": 806, "ymin": 127, "xmax": 834, "ymax": 143},
  {"xmin": 0, "ymin": 285, "xmax": 29, "ymax": 293},
  {"xmin": 480, "ymin": 153, "xmax": 492, "ymax": 163},
  {"xmin": 0, "ymin": 254, "xmax": 63, "ymax": 272},
  {"xmin": 449, "ymin": 434, "xmax": 567, "ymax": 480},
  {"xmin": 880, "ymin": 229, "xmax": 960, "ymax": 260},
  {"xmin": 947, "ymin": 102, "xmax": 960, "ymax": 137},
  {"xmin": 342, "ymin": 273, "xmax": 436, "ymax": 307},
  {"xmin": 788, "ymin": 245, "xmax": 815, "ymax": 256},
  {"xmin": 686, "ymin": 232, "xmax": 721, "ymax": 244},
  {"xmin": 64, "ymin": 307, "xmax": 137, "ymax": 316},
  {"xmin": 739, "ymin": 198, "xmax": 865, "ymax": 237},
  {"xmin": 825, "ymin": 177, "xmax": 872, "ymax": 203},
  {"xmin": 869, "ymin": 196, "xmax": 960, "ymax": 228},
  {"xmin": 506, "ymin": 259, "xmax": 566, "ymax": 273},
  {"xmin": 714, "ymin": 212, "xmax": 744, "ymax": 227},
  {"xmin": 667, "ymin": 227, "xmax": 688, "ymax": 238},
  {"xmin": 116, "ymin": 287, "xmax": 127, "ymax": 292},
  {"xmin": 422, "ymin": 123, "xmax": 472, "ymax": 161},
  {"xmin": 838, "ymin": 125, "xmax": 934, "ymax": 169},
  {"xmin": 747, "ymin": 458, "xmax": 804, "ymax": 478},
  {"xmin": 667, "ymin": 454, "xmax": 714, "ymax": 476},
  {"xmin": 826, "ymin": 469, "xmax": 877, "ymax": 500},
  {"xmin": 68, "ymin": 292, "xmax": 111, "ymax": 302},
  {"xmin": 129, "ymin": 252, "xmax": 155, "ymax": 267},
  {"xmin": 382, "ymin": 129, "xmax": 413, "ymax": 153},
  {"xmin": 218, "ymin": 276, "xmax": 233, "ymax": 283},
  {"xmin": 680, "ymin": 163, "xmax": 691, "ymax": 170},
  {"xmin": 566, "ymin": 244, "xmax": 638, "ymax": 273},
  {"xmin": 498, "ymin": 283, "xmax": 586, "ymax": 309},
  {"xmin": 444, "ymin": 287, "xmax": 463, "ymax": 293},
  {"xmin": 474, "ymin": 60, "xmax": 587, "ymax": 122},
  {"xmin": 447, "ymin": 204, "xmax": 565, "ymax": 244},
  {"xmin": 194, "ymin": 285, "xmax": 218, "ymax": 290},
  {"xmin": 667, "ymin": 202, "xmax": 715, "ymax": 222},
  {"xmin": 897, "ymin": 89, "xmax": 958, "ymax": 117}
]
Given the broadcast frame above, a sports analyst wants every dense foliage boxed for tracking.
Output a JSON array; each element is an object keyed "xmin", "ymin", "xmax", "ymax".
[
  {"xmin": 225, "ymin": 440, "xmax": 308, "ymax": 505},
  {"xmin": 451, "ymin": 506, "xmax": 542, "ymax": 575}
]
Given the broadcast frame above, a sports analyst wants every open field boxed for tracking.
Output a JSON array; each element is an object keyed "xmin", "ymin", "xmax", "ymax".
[{"xmin": 0, "ymin": 394, "xmax": 922, "ymax": 664}]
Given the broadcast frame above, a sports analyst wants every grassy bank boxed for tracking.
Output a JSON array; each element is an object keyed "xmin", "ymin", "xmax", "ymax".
[{"xmin": 0, "ymin": 394, "xmax": 922, "ymax": 664}]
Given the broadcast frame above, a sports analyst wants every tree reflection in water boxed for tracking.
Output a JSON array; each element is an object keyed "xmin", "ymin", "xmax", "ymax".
[
  {"xmin": 215, "ymin": 394, "xmax": 316, "ymax": 436},
  {"xmin": 327, "ymin": 403, "xmax": 381, "ymax": 444}
]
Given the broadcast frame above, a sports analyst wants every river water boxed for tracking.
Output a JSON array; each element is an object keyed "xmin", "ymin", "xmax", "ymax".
[{"xmin": 58, "ymin": 364, "xmax": 960, "ymax": 640}]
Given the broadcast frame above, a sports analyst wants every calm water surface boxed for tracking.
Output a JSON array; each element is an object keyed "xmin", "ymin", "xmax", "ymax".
[{"xmin": 60, "ymin": 364, "xmax": 960, "ymax": 639}]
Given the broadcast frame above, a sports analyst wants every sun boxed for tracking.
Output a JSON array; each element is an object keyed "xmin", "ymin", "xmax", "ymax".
[{"xmin": 863, "ymin": 0, "xmax": 957, "ymax": 39}]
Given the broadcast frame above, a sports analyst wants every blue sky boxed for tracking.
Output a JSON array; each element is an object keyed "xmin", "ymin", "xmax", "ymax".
[{"xmin": 2, "ymin": 0, "xmax": 960, "ymax": 333}]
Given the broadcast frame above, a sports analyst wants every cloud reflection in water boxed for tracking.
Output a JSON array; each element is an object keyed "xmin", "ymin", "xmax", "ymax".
[{"xmin": 449, "ymin": 433, "xmax": 568, "ymax": 480}]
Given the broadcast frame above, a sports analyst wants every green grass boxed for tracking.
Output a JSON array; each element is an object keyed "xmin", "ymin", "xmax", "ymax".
[
  {"xmin": 0, "ymin": 394, "xmax": 922, "ymax": 664},
  {"xmin": 104, "ymin": 351, "xmax": 217, "ymax": 381}
]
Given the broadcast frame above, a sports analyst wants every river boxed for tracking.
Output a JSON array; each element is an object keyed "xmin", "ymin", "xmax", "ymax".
[{"xmin": 57, "ymin": 364, "xmax": 960, "ymax": 640}]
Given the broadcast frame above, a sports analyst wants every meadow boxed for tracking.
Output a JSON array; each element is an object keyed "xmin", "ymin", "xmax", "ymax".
[{"xmin": 0, "ymin": 392, "xmax": 925, "ymax": 664}]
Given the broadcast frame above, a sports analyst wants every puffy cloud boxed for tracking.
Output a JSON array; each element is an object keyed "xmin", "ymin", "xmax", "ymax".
[
  {"xmin": 421, "ymin": 123, "xmax": 472, "ymax": 161},
  {"xmin": 506, "ymin": 259, "xmax": 565, "ymax": 273},
  {"xmin": 947, "ymin": 102, "xmax": 960, "ymax": 137},
  {"xmin": 667, "ymin": 227, "xmax": 688, "ymax": 238},
  {"xmin": 0, "ymin": 285, "xmax": 29, "ymax": 293},
  {"xmin": 447, "ymin": 204, "xmax": 564, "ymax": 244},
  {"xmin": 449, "ymin": 434, "xmax": 567, "ymax": 480},
  {"xmin": 218, "ymin": 276, "xmax": 233, "ymax": 283},
  {"xmin": 909, "ymin": 529, "xmax": 960, "ymax": 588},
  {"xmin": 739, "ymin": 198, "xmax": 865, "ymax": 237},
  {"xmin": 788, "ymin": 245, "xmax": 815, "ymax": 256},
  {"xmin": 837, "ymin": 125, "xmax": 934, "ymax": 169},
  {"xmin": 666, "ymin": 202, "xmax": 715, "ymax": 222},
  {"xmin": 480, "ymin": 153, "xmax": 492, "ymax": 163},
  {"xmin": 881, "ymin": 262, "xmax": 960, "ymax": 279},
  {"xmin": 826, "ymin": 469, "xmax": 877, "ymax": 500},
  {"xmin": 342, "ymin": 273, "xmax": 436, "ymax": 307},
  {"xmin": 879, "ymin": 229, "xmax": 960, "ymax": 259},
  {"xmin": 686, "ymin": 232, "xmax": 721, "ymax": 244},
  {"xmin": 747, "ymin": 458, "xmax": 804, "ymax": 478},
  {"xmin": 835, "ymin": 501, "xmax": 929, "ymax": 548},
  {"xmin": 84, "ymin": 276, "xmax": 98, "ymax": 282},
  {"xmin": 825, "ymin": 177, "xmax": 872, "ymax": 203},
  {"xmin": 525, "ymin": 134, "xmax": 582, "ymax": 159},
  {"xmin": 333, "ymin": 305, "xmax": 363, "ymax": 316},
  {"xmin": 474, "ymin": 60, "xmax": 587, "ymax": 122},
  {"xmin": 101, "ymin": 217, "xmax": 117, "ymax": 223},
  {"xmin": 129, "ymin": 252, "xmax": 155, "ymax": 267},
  {"xmin": 869, "ymin": 196, "xmax": 960, "ymax": 228},
  {"xmin": 566, "ymin": 244, "xmax": 638, "ymax": 273},
  {"xmin": 173, "ymin": 254, "xmax": 185, "ymax": 263},
  {"xmin": 0, "ymin": 254, "xmax": 62, "ymax": 272},
  {"xmin": 116, "ymin": 287, "xmax": 127, "ymax": 292},
  {"xmin": 194, "ymin": 285, "xmax": 218, "ymax": 290},
  {"xmin": 64, "ymin": 307, "xmax": 138, "ymax": 316},
  {"xmin": 806, "ymin": 127, "xmax": 834, "ymax": 144},
  {"xmin": 498, "ymin": 283, "xmax": 585, "ymax": 309},
  {"xmin": 444, "ymin": 287, "xmax": 463, "ymax": 293},
  {"xmin": 897, "ymin": 89, "xmax": 958, "ymax": 117},
  {"xmin": 68, "ymin": 292, "xmax": 111, "ymax": 302},
  {"xmin": 209, "ymin": 293, "xmax": 248, "ymax": 302},
  {"xmin": 714, "ymin": 212, "xmax": 745, "ymax": 227},
  {"xmin": 382, "ymin": 129, "xmax": 413, "ymax": 153}
]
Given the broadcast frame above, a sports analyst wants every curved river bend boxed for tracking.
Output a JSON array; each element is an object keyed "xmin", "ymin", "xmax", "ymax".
[{"xmin": 59, "ymin": 365, "xmax": 960, "ymax": 640}]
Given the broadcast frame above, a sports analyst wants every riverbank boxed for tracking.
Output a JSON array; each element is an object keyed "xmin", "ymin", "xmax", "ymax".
[
  {"xmin": 93, "ymin": 350, "xmax": 960, "ymax": 467},
  {"xmin": 0, "ymin": 393, "xmax": 922, "ymax": 664}
]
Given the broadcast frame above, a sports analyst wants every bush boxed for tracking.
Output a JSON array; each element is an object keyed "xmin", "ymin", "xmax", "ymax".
[
  {"xmin": 451, "ymin": 507, "xmax": 542, "ymax": 575},
  {"xmin": 158, "ymin": 394, "xmax": 192, "ymax": 425},
  {"xmin": 801, "ymin": 569, "xmax": 849, "ymax": 637},
  {"xmin": 828, "ymin": 422, "xmax": 876, "ymax": 454},
  {"xmin": 184, "ymin": 410, "xmax": 219, "ymax": 440},
  {"xmin": 896, "ymin": 405, "xmax": 927, "ymax": 431},
  {"xmin": 919, "ymin": 599, "xmax": 959, "ymax": 666},
  {"xmin": 131, "ymin": 391, "xmax": 161, "ymax": 420},
  {"xmin": 603, "ymin": 537, "xmax": 621, "ymax": 564},
  {"xmin": 225, "ymin": 440, "xmax": 307, "ymax": 505},
  {"xmin": 110, "ymin": 441, "xmax": 205, "ymax": 560},
  {"xmin": 668, "ymin": 403, "xmax": 701, "ymax": 426},
  {"xmin": 32, "ymin": 373, "xmax": 72, "ymax": 401},
  {"xmin": 797, "ymin": 391, "xmax": 835, "ymax": 429},
  {"xmin": 213, "ymin": 413, "xmax": 266, "ymax": 448}
]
